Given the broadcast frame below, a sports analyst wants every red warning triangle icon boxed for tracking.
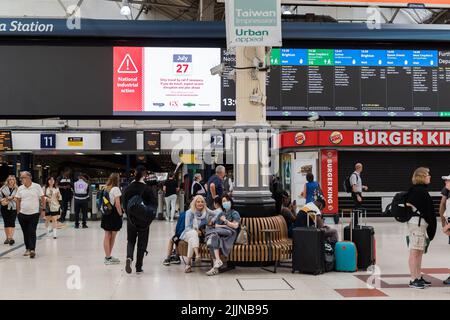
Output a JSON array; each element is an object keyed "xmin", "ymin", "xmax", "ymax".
[{"xmin": 117, "ymin": 54, "xmax": 138, "ymax": 73}]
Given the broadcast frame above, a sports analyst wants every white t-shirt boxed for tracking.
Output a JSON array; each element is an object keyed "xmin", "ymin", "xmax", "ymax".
[
  {"xmin": 16, "ymin": 183, "xmax": 44, "ymax": 215},
  {"xmin": 108, "ymin": 187, "xmax": 122, "ymax": 205},
  {"xmin": 349, "ymin": 172, "xmax": 362, "ymax": 193}
]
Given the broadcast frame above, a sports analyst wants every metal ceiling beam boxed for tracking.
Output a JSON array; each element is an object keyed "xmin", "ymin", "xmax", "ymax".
[{"xmin": 107, "ymin": 0, "xmax": 196, "ymax": 10}]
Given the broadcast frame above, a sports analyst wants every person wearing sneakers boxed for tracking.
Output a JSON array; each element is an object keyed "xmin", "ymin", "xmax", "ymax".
[
  {"xmin": 101, "ymin": 173, "xmax": 123, "ymax": 265},
  {"xmin": 123, "ymin": 166, "xmax": 157, "ymax": 274},
  {"xmin": 163, "ymin": 173, "xmax": 179, "ymax": 222},
  {"xmin": 205, "ymin": 194, "xmax": 240, "ymax": 276},
  {"xmin": 0, "ymin": 175, "xmax": 18, "ymax": 246},
  {"xmin": 15, "ymin": 171, "xmax": 45, "ymax": 259},
  {"xmin": 405, "ymin": 167, "xmax": 437, "ymax": 289},
  {"xmin": 180, "ymin": 195, "xmax": 214, "ymax": 273},
  {"xmin": 73, "ymin": 174, "xmax": 90, "ymax": 229},
  {"xmin": 43, "ymin": 176, "xmax": 62, "ymax": 239}
]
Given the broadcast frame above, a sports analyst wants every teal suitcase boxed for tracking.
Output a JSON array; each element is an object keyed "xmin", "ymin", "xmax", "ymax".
[
  {"xmin": 335, "ymin": 209, "xmax": 358, "ymax": 272},
  {"xmin": 335, "ymin": 241, "xmax": 357, "ymax": 272}
]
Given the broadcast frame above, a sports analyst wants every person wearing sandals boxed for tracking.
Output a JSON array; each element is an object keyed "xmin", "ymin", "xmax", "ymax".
[
  {"xmin": 205, "ymin": 194, "xmax": 241, "ymax": 276},
  {"xmin": 43, "ymin": 176, "xmax": 62, "ymax": 239},
  {"xmin": 180, "ymin": 195, "xmax": 215, "ymax": 273},
  {"xmin": 0, "ymin": 175, "xmax": 18, "ymax": 245},
  {"xmin": 101, "ymin": 173, "xmax": 124, "ymax": 265}
]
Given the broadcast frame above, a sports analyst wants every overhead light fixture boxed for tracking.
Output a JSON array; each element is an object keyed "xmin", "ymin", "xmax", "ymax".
[
  {"xmin": 75, "ymin": 152, "xmax": 84, "ymax": 155},
  {"xmin": 120, "ymin": 0, "xmax": 131, "ymax": 16},
  {"xmin": 283, "ymin": 10, "xmax": 292, "ymax": 15},
  {"xmin": 114, "ymin": 152, "xmax": 123, "ymax": 155}
]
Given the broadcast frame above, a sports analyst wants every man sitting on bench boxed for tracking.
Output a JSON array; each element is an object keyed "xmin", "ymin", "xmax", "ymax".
[{"xmin": 295, "ymin": 196, "xmax": 338, "ymax": 245}]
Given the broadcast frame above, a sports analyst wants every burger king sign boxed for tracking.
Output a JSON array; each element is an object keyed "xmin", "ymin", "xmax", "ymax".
[
  {"xmin": 294, "ymin": 132, "xmax": 306, "ymax": 145},
  {"xmin": 329, "ymin": 131, "xmax": 343, "ymax": 145}
]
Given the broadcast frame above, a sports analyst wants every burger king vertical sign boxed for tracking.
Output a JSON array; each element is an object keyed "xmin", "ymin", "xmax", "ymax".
[{"xmin": 321, "ymin": 150, "xmax": 338, "ymax": 215}]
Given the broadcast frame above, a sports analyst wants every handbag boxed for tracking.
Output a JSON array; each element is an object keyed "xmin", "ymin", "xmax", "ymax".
[{"xmin": 235, "ymin": 225, "xmax": 249, "ymax": 245}]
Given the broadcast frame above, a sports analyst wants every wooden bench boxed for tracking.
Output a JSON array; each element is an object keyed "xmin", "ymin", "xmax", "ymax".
[{"xmin": 177, "ymin": 215, "xmax": 292, "ymax": 266}]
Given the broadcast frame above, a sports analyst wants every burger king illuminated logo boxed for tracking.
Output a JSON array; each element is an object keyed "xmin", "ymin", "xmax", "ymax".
[
  {"xmin": 329, "ymin": 131, "xmax": 343, "ymax": 145},
  {"xmin": 294, "ymin": 132, "xmax": 306, "ymax": 145}
]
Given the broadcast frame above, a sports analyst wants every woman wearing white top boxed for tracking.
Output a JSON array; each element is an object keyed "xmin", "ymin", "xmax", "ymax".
[
  {"xmin": 0, "ymin": 175, "xmax": 18, "ymax": 245},
  {"xmin": 100, "ymin": 173, "xmax": 123, "ymax": 265},
  {"xmin": 43, "ymin": 176, "xmax": 62, "ymax": 239}
]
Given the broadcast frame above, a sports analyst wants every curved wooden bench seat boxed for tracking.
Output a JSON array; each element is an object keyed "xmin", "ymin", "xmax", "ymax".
[{"xmin": 177, "ymin": 215, "xmax": 292, "ymax": 264}]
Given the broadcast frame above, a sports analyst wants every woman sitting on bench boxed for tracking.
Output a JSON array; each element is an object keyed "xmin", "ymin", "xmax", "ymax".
[
  {"xmin": 180, "ymin": 195, "xmax": 216, "ymax": 273},
  {"xmin": 205, "ymin": 194, "xmax": 241, "ymax": 276}
]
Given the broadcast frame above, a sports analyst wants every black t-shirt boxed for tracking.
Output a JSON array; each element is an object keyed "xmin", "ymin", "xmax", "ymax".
[
  {"xmin": 441, "ymin": 187, "xmax": 449, "ymax": 198},
  {"xmin": 57, "ymin": 176, "xmax": 73, "ymax": 195},
  {"xmin": 164, "ymin": 179, "xmax": 178, "ymax": 197}
]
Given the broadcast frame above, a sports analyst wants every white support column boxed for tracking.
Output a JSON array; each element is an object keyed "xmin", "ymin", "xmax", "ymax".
[{"xmin": 232, "ymin": 46, "xmax": 275, "ymax": 217}]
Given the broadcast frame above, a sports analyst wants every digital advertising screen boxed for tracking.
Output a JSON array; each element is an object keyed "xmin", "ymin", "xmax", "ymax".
[
  {"xmin": 113, "ymin": 47, "xmax": 221, "ymax": 115},
  {"xmin": 101, "ymin": 131, "xmax": 137, "ymax": 151}
]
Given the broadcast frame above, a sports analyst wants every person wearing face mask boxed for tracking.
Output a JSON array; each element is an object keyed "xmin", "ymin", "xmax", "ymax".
[
  {"xmin": 180, "ymin": 195, "xmax": 216, "ymax": 273},
  {"xmin": 205, "ymin": 194, "xmax": 241, "ymax": 276}
]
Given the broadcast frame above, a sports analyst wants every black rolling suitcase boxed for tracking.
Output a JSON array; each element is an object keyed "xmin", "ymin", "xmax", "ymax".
[
  {"xmin": 343, "ymin": 209, "xmax": 376, "ymax": 270},
  {"xmin": 292, "ymin": 212, "xmax": 325, "ymax": 275}
]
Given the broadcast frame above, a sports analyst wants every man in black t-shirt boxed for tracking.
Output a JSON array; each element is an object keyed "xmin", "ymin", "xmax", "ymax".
[
  {"xmin": 163, "ymin": 174, "xmax": 179, "ymax": 222},
  {"xmin": 57, "ymin": 168, "xmax": 73, "ymax": 223}
]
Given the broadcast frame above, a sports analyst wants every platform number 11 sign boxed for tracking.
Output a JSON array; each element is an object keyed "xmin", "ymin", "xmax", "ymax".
[
  {"xmin": 41, "ymin": 133, "xmax": 56, "ymax": 149},
  {"xmin": 173, "ymin": 54, "xmax": 192, "ymax": 75}
]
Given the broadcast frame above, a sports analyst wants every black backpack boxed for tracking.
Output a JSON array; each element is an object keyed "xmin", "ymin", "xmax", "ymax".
[
  {"xmin": 390, "ymin": 191, "xmax": 421, "ymax": 223},
  {"xmin": 126, "ymin": 194, "xmax": 156, "ymax": 231},
  {"xmin": 343, "ymin": 173, "xmax": 357, "ymax": 193}
]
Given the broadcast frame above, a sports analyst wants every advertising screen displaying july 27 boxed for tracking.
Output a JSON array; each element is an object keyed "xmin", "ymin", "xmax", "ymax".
[{"xmin": 113, "ymin": 47, "xmax": 221, "ymax": 115}]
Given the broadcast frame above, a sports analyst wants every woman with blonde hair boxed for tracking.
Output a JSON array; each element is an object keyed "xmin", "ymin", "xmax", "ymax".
[
  {"xmin": 180, "ymin": 195, "xmax": 216, "ymax": 273},
  {"xmin": 100, "ymin": 173, "xmax": 123, "ymax": 265},
  {"xmin": 405, "ymin": 167, "xmax": 437, "ymax": 289},
  {"xmin": 0, "ymin": 175, "xmax": 18, "ymax": 245}
]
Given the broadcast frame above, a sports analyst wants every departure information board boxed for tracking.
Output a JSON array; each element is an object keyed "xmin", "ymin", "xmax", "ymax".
[
  {"xmin": 0, "ymin": 131, "xmax": 12, "ymax": 151},
  {"xmin": 222, "ymin": 48, "xmax": 450, "ymax": 118}
]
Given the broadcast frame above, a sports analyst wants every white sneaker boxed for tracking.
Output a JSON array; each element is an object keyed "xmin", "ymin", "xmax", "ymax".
[
  {"xmin": 206, "ymin": 267, "xmax": 219, "ymax": 276},
  {"xmin": 104, "ymin": 258, "xmax": 115, "ymax": 265},
  {"xmin": 213, "ymin": 259, "xmax": 223, "ymax": 269},
  {"xmin": 110, "ymin": 256, "xmax": 120, "ymax": 264}
]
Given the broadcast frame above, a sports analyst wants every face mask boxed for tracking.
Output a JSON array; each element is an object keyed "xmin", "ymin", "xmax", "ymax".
[{"xmin": 223, "ymin": 202, "xmax": 231, "ymax": 211}]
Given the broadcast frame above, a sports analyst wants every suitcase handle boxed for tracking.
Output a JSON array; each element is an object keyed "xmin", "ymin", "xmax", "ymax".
[
  {"xmin": 340, "ymin": 209, "xmax": 354, "ymax": 242},
  {"xmin": 353, "ymin": 208, "xmax": 368, "ymax": 227},
  {"xmin": 306, "ymin": 210, "xmax": 318, "ymax": 228}
]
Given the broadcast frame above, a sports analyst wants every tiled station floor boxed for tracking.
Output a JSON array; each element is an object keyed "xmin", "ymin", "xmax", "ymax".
[{"xmin": 0, "ymin": 218, "xmax": 448, "ymax": 300}]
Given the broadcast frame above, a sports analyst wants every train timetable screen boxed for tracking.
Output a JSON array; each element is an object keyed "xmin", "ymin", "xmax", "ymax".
[
  {"xmin": 0, "ymin": 131, "xmax": 12, "ymax": 151},
  {"xmin": 113, "ymin": 46, "xmax": 450, "ymax": 118}
]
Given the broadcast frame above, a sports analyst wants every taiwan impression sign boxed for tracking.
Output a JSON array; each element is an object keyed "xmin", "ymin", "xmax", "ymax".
[{"xmin": 225, "ymin": 0, "xmax": 282, "ymax": 47}]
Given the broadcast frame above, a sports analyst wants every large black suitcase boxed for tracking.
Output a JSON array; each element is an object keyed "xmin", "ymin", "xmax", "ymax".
[
  {"xmin": 344, "ymin": 225, "xmax": 375, "ymax": 270},
  {"xmin": 292, "ymin": 227, "xmax": 325, "ymax": 275}
]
